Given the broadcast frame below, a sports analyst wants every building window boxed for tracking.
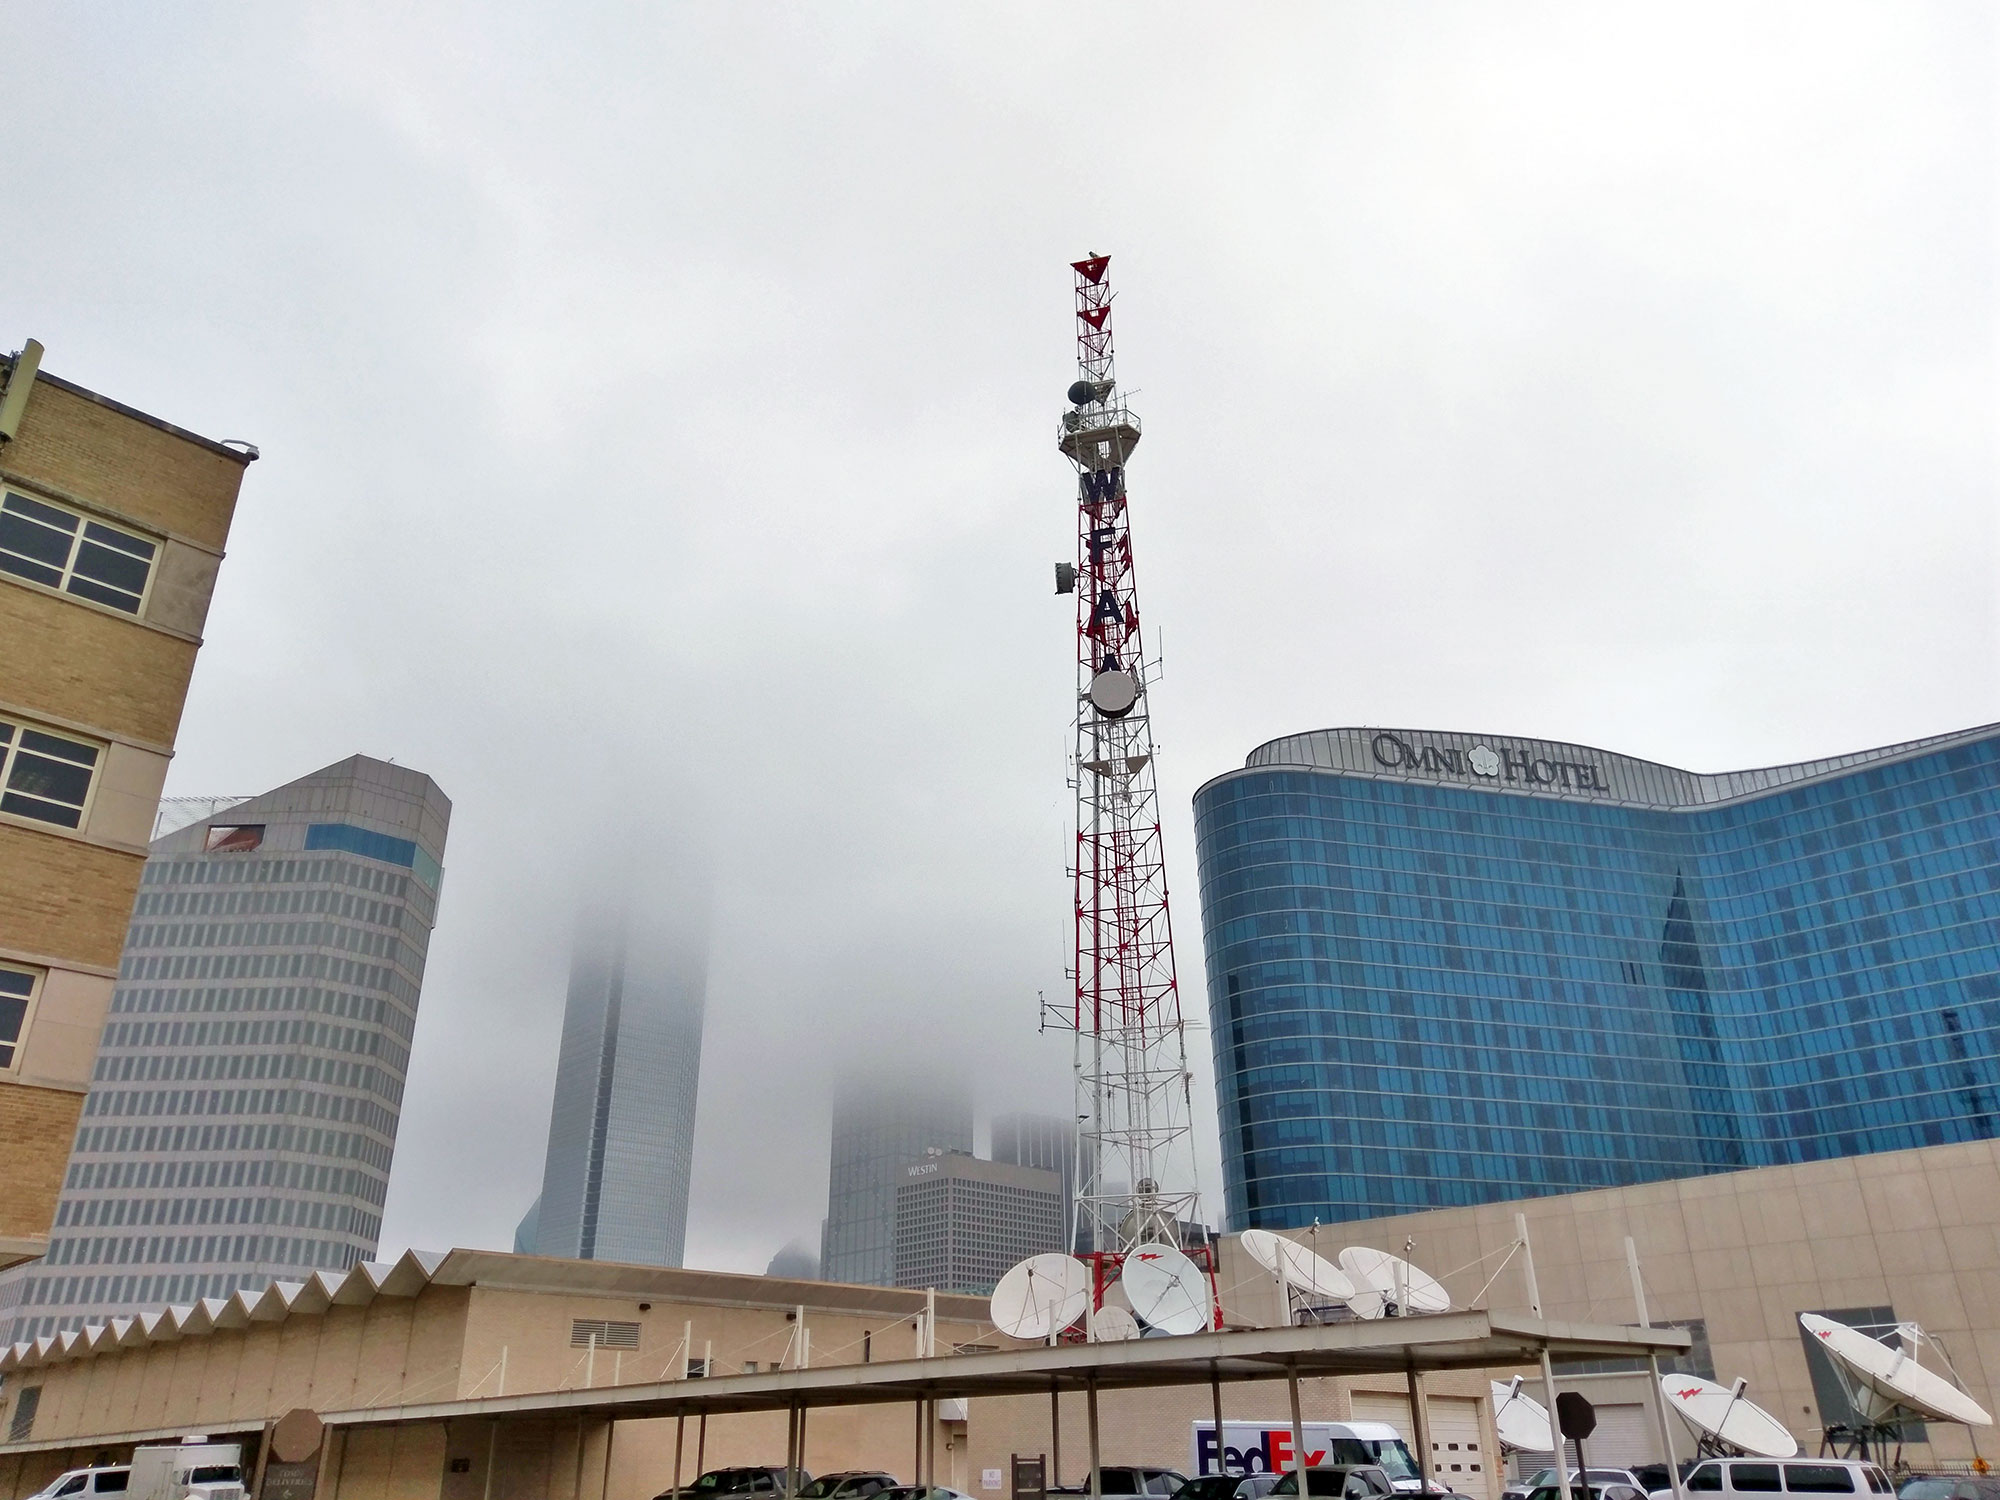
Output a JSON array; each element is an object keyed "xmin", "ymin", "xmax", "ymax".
[
  {"xmin": 0, "ymin": 491, "xmax": 158, "ymax": 615},
  {"xmin": 0, "ymin": 963, "xmax": 40, "ymax": 1070},
  {"xmin": 0, "ymin": 718, "xmax": 101, "ymax": 831}
]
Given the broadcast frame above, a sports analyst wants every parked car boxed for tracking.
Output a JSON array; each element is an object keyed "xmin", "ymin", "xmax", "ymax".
[
  {"xmin": 27, "ymin": 1470, "xmax": 131, "ymax": 1500},
  {"xmin": 1525, "ymin": 1486, "xmax": 1647, "ymax": 1500},
  {"xmin": 1898, "ymin": 1480, "xmax": 2000, "ymax": 1500},
  {"xmin": 1051, "ymin": 1468, "xmax": 1191, "ymax": 1497},
  {"xmin": 1650, "ymin": 1460, "xmax": 1894, "ymax": 1500},
  {"xmin": 657, "ymin": 1468, "xmax": 814, "ymax": 1500},
  {"xmin": 1268, "ymin": 1466, "xmax": 1401, "ymax": 1500},
  {"xmin": 1506, "ymin": 1470, "xmax": 1647, "ymax": 1500},
  {"xmin": 877, "ymin": 1489, "xmax": 975, "ymax": 1500},
  {"xmin": 799, "ymin": 1476, "xmax": 898, "ymax": 1500},
  {"xmin": 1173, "ymin": 1476, "xmax": 1287, "ymax": 1500}
]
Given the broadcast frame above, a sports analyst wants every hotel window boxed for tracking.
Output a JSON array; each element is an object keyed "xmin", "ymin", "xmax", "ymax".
[
  {"xmin": 0, "ymin": 963, "xmax": 40, "ymax": 1071},
  {"xmin": 0, "ymin": 490, "xmax": 158, "ymax": 615},
  {"xmin": 0, "ymin": 718, "xmax": 103, "ymax": 829}
]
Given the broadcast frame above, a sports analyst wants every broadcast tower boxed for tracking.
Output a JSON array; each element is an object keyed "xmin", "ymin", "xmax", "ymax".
[{"xmin": 1050, "ymin": 255, "xmax": 1204, "ymax": 1291}]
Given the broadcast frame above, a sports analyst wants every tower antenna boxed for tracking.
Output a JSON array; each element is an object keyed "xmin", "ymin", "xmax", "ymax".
[{"xmin": 1049, "ymin": 254, "xmax": 1208, "ymax": 1315}]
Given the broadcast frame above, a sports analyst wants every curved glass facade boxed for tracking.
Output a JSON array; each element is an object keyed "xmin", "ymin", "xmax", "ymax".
[{"xmin": 1193, "ymin": 724, "xmax": 2000, "ymax": 1228}]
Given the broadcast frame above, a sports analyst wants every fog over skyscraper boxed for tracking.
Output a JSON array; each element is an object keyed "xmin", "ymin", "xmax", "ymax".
[
  {"xmin": 821, "ymin": 1078, "xmax": 972, "ymax": 1287},
  {"xmin": 529, "ymin": 879, "xmax": 706, "ymax": 1268}
]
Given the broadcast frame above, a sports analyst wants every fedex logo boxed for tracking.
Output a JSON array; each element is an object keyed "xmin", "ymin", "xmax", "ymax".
[{"xmin": 1193, "ymin": 1427, "xmax": 1328, "ymax": 1476}]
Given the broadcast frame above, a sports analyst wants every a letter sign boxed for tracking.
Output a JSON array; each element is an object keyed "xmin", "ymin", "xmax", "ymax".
[{"xmin": 1369, "ymin": 733, "xmax": 1609, "ymax": 794}]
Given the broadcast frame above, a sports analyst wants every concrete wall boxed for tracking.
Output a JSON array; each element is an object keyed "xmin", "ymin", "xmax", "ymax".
[{"xmin": 1287, "ymin": 1138, "xmax": 2000, "ymax": 1464}]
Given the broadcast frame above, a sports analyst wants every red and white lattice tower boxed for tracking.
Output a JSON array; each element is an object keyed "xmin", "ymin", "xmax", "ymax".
[{"xmin": 1049, "ymin": 254, "xmax": 1203, "ymax": 1278}]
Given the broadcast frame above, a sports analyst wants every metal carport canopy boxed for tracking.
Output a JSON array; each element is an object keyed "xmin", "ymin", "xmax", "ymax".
[{"xmin": 324, "ymin": 1311, "xmax": 1691, "ymax": 1428}]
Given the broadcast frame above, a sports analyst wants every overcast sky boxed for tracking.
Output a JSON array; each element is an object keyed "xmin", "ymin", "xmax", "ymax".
[{"xmin": 7, "ymin": 4, "xmax": 1994, "ymax": 1273}]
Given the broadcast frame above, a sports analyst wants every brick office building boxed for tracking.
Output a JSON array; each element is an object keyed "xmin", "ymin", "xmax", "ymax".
[{"xmin": 0, "ymin": 341, "xmax": 255, "ymax": 1272}]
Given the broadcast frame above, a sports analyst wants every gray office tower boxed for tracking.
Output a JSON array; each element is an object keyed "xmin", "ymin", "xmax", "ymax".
[
  {"xmin": 821, "ymin": 1079, "xmax": 973, "ymax": 1287},
  {"xmin": 0, "ymin": 756, "xmax": 449, "ymax": 1344},
  {"xmin": 990, "ymin": 1113, "xmax": 1077, "ymax": 1213},
  {"xmin": 529, "ymin": 898, "xmax": 706, "ymax": 1267}
]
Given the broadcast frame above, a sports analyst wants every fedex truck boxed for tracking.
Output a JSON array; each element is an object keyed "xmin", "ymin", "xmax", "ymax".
[{"xmin": 1191, "ymin": 1422, "xmax": 1423, "ymax": 1490}]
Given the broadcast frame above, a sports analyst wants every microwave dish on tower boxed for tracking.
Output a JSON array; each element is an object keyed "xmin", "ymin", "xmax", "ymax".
[
  {"xmin": 1799, "ymin": 1314, "xmax": 1993, "ymax": 1428},
  {"xmin": 1120, "ymin": 1244, "xmax": 1213, "ymax": 1336},
  {"xmin": 1660, "ymin": 1375, "xmax": 1800, "ymax": 1459},
  {"xmin": 1044, "ymin": 252, "xmax": 1212, "ymax": 1327},
  {"xmin": 990, "ymin": 1254, "xmax": 1092, "ymax": 1343}
]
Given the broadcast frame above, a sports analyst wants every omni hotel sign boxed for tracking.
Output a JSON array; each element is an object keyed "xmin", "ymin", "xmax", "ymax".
[{"xmin": 1370, "ymin": 732, "xmax": 1611, "ymax": 793}]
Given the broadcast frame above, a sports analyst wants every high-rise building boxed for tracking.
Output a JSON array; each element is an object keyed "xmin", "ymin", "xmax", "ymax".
[
  {"xmin": 892, "ymin": 1152, "xmax": 1065, "ymax": 1296},
  {"xmin": 529, "ymin": 901, "xmax": 705, "ymax": 1267},
  {"xmin": 989, "ymin": 1111, "xmax": 1077, "ymax": 1237},
  {"xmin": 1192, "ymin": 724, "xmax": 2000, "ymax": 1227},
  {"xmin": 0, "ymin": 341, "xmax": 255, "ymax": 1274},
  {"xmin": 0, "ymin": 755, "xmax": 448, "ymax": 1342},
  {"xmin": 821, "ymin": 1080, "xmax": 972, "ymax": 1287}
]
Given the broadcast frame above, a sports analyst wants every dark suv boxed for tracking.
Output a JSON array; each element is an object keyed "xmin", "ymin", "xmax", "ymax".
[
  {"xmin": 657, "ymin": 1469, "xmax": 814, "ymax": 1500},
  {"xmin": 1052, "ymin": 1468, "xmax": 1191, "ymax": 1497},
  {"xmin": 800, "ymin": 1477, "xmax": 899, "ymax": 1500}
]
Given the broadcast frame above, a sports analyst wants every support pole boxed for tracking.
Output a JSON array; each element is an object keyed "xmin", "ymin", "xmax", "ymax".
[
  {"xmin": 483, "ymin": 1420, "xmax": 500, "ymax": 1500},
  {"xmin": 601, "ymin": 1419, "xmax": 617, "ymax": 1500},
  {"xmin": 1627, "ymin": 1236, "xmax": 1686, "ymax": 1500},
  {"xmin": 785, "ymin": 1404, "xmax": 798, "ymax": 1498},
  {"xmin": 697, "ymin": 1412, "xmax": 708, "ymax": 1477},
  {"xmin": 1211, "ymin": 1365, "xmax": 1227, "ymax": 1475},
  {"xmin": 1288, "ymin": 1362, "xmax": 1308, "ymax": 1494},
  {"xmin": 797, "ymin": 1404, "xmax": 810, "ymax": 1493},
  {"xmin": 1088, "ymin": 1380, "xmax": 1102, "ymax": 1500},
  {"xmin": 1408, "ymin": 1367, "xmax": 1433, "ymax": 1490},
  {"xmin": 1517, "ymin": 1213, "xmax": 1569, "ymax": 1500},
  {"xmin": 1052, "ymin": 1382, "xmax": 1063, "ymax": 1488},
  {"xmin": 673, "ymin": 1412, "xmax": 686, "ymax": 1500},
  {"xmin": 917, "ymin": 1399, "xmax": 925, "ymax": 1484}
]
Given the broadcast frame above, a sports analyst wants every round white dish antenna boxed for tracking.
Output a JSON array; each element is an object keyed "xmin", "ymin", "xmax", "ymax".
[
  {"xmin": 1088, "ymin": 670, "xmax": 1138, "ymax": 717},
  {"xmin": 1242, "ymin": 1229, "xmax": 1358, "ymax": 1303},
  {"xmin": 1339, "ymin": 1246, "xmax": 1450, "ymax": 1317},
  {"xmin": 1091, "ymin": 1305, "xmax": 1142, "ymax": 1342},
  {"xmin": 1490, "ymin": 1379, "xmax": 1554, "ymax": 1453},
  {"xmin": 1799, "ymin": 1315, "xmax": 1993, "ymax": 1427},
  {"xmin": 1660, "ymin": 1374, "xmax": 1799, "ymax": 1458},
  {"xmin": 1121, "ymin": 1244, "xmax": 1212, "ymax": 1336},
  {"xmin": 990, "ymin": 1254, "xmax": 1091, "ymax": 1342}
]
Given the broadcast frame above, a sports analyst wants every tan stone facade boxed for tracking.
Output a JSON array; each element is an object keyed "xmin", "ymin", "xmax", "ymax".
[
  {"xmin": 1278, "ymin": 1138, "xmax": 2000, "ymax": 1467},
  {"xmin": 0, "ymin": 347, "xmax": 252, "ymax": 1271}
]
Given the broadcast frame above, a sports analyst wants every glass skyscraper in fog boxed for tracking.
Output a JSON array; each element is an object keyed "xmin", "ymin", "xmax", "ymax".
[
  {"xmin": 529, "ymin": 900, "xmax": 706, "ymax": 1267},
  {"xmin": 1193, "ymin": 723, "xmax": 2000, "ymax": 1227}
]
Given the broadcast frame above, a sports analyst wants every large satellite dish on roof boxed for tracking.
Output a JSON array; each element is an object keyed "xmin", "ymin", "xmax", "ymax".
[
  {"xmin": 1490, "ymin": 1378, "xmax": 1554, "ymax": 1454},
  {"xmin": 1120, "ymin": 1244, "xmax": 1213, "ymax": 1336},
  {"xmin": 1242, "ymin": 1229, "xmax": 1357, "ymax": 1323},
  {"xmin": 991, "ymin": 1254, "xmax": 1091, "ymax": 1343},
  {"xmin": 1799, "ymin": 1314, "xmax": 1993, "ymax": 1427},
  {"xmin": 1339, "ymin": 1246, "xmax": 1450, "ymax": 1318},
  {"xmin": 1660, "ymin": 1375, "xmax": 1799, "ymax": 1459}
]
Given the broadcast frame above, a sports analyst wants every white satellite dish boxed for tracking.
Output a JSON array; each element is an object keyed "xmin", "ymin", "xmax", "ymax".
[
  {"xmin": 1659, "ymin": 1374, "xmax": 1799, "ymax": 1458},
  {"xmin": 1339, "ymin": 1246, "xmax": 1450, "ymax": 1317},
  {"xmin": 990, "ymin": 1254, "xmax": 1091, "ymax": 1343},
  {"xmin": 1242, "ymin": 1229, "xmax": 1358, "ymax": 1305},
  {"xmin": 1121, "ymin": 1244, "xmax": 1213, "ymax": 1336},
  {"xmin": 1800, "ymin": 1315, "xmax": 1993, "ymax": 1427},
  {"xmin": 1490, "ymin": 1379, "xmax": 1554, "ymax": 1454},
  {"xmin": 1091, "ymin": 1305, "xmax": 1142, "ymax": 1342}
]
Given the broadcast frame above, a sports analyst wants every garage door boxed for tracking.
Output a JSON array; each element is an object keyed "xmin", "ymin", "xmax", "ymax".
[
  {"xmin": 1579, "ymin": 1403, "xmax": 1658, "ymax": 1469},
  {"xmin": 1350, "ymin": 1393, "xmax": 1496, "ymax": 1500}
]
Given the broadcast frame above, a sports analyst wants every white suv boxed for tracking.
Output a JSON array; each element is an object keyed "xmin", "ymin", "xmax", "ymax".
[
  {"xmin": 1652, "ymin": 1460, "xmax": 1893, "ymax": 1500},
  {"xmin": 29, "ymin": 1470, "xmax": 131, "ymax": 1500}
]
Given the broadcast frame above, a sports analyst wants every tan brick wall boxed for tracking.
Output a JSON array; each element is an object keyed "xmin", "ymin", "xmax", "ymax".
[
  {"xmin": 0, "ymin": 583, "xmax": 201, "ymax": 747},
  {"xmin": 0, "ymin": 822, "xmax": 143, "ymax": 970},
  {"xmin": 0, "ymin": 1081, "xmax": 81, "ymax": 1249},
  {"xmin": 0, "ymin": 377, "xmax": 246, "ymax": 550}
]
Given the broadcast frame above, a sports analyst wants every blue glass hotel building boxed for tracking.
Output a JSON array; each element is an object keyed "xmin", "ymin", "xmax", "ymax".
[{"xmin": 1193, "ymin": 724, "xmax": 2000, "ymax": 1228}]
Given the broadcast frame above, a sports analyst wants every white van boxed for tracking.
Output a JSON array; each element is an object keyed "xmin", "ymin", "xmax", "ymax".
[
  {"xmin": 26, "ymin": 1469, "xmax": 131, "ymax": 1500},
  {"xmin": 1652, "ymin": 1460, "xmax": 1894, "ymax": 1500}
]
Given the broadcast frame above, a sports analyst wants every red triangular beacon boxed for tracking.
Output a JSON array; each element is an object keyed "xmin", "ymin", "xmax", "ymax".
[
  {"xmin": 1071, "ymin": 255, "xmax": 1110, "ymax": 283},
  {"xmin": 1078, "ymin": 307, "xmax": 1110, "ymax": 330}
]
